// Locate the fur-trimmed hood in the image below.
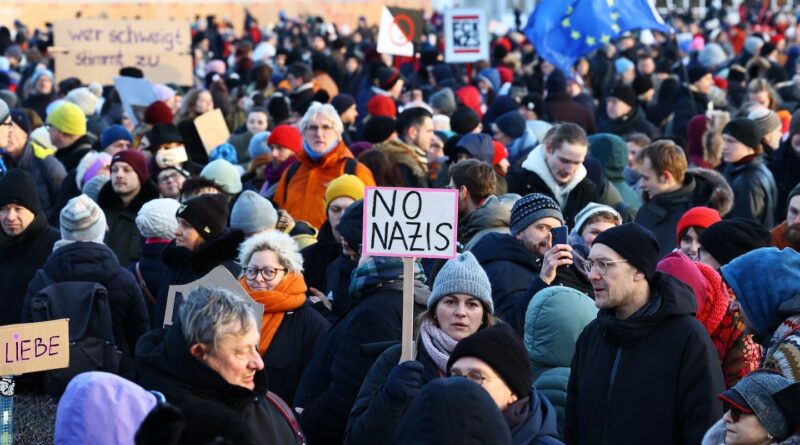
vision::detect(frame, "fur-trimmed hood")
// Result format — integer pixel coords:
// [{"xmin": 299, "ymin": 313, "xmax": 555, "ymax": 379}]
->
[
  {"xmin": 702, "ymin": 419, "xmax": 800, "ymax": 445},
  {"xmin": 686, "ymin": 167, "xmax": 734, "ymax": 217},
  {"xmin": 373, "ymin": 139, "xmax": 428, "ymax": 178}
]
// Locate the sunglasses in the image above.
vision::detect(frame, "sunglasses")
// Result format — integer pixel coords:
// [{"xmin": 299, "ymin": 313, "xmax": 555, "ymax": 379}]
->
[{"xmin": 723, "ymin": 402, "xmax": 754, "ymax": 422}]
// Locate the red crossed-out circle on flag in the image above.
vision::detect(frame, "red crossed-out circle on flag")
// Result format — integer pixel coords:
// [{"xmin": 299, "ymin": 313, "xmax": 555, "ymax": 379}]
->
[{"xmin": 390, "ymin": 13, "xmax": 415, "ymax": 46}]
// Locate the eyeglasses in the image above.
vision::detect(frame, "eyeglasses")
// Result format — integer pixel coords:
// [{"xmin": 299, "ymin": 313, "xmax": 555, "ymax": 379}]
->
[
  {"xmin": 723, "ymin": 402, "xmax": 754, "ymax": 423},
  {"xmin": 583, "ymin": 259, "xmax": 628, "ymax": 275},
  {"xmin": 158, "ymin": 172, "xmax": 182, "ymax": 184},
  {"xmin": 304, "ymin": 124, "xmax": 335, "ymax": 134},
  {"xmin": 448, "ymin": 370, "xmax": 498, "ymax": 386},
  {"xmin": 244, "ymin": 266, "xmax": 287, "ymax": 282}
]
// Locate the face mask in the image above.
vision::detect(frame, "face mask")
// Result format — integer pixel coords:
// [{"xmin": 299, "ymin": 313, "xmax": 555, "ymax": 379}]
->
[{"xmin": 156, "ymin": 145, "xmax": 189, "ymax": 168}]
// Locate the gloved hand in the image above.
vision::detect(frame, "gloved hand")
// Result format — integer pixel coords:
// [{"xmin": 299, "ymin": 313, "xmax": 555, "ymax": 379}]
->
[{"xmin": 382, "ymin": 360, "xmax": 425, "ymax": 406}]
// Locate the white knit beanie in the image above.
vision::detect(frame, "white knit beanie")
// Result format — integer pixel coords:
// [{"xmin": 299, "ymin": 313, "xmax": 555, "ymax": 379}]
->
[{"xmin": 135, "ymin": 198, "xmax": 181, "ymax": 239}]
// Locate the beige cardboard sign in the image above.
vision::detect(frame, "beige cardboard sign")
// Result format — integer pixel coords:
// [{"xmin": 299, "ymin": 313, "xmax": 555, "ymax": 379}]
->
[
  {"xmin": 164, "ymin": 266, "xmax": 264, "ymax": 328},
  {"xmin": 0, "ymin": 319, "xmax": 69, "ymax": 376},
  {"xmin": 194, "ymin": 109, "xmax": 231, "ymax": 155},
  {"xmin": 52, "ymin": 19, "xmax": 193, "ymax": 86}
]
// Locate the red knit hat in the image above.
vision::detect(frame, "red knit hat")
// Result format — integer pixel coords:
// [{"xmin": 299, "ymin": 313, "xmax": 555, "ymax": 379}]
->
[
  {"xmin": 657, "ymin": 251, "xmax": 708, "ymax": 310},
  {"xmin": 455, "ymin": 86, "xmax": 483, "ymax": 119},
  {"xmin": 267, "ymin": 124, "xmax": 302, "ymax": 154},
  {"xmin": 675, "ymin": 206, "xmax": 721, "ymax": 243},
  {"xmin": 368, "ymin": 95, "xmax": 397, "ymax": 118},
  {"xmin": 144, "ymin": 100, "xmax": 174, "ymax": 126},
  {"xmin": 694, "ymin": 261, "xmax": 730, "ymax": 333},
  {"xmin": 496, "ymin": 66, "xmax": 514, "ymax": 85},
  {"xmin": 111, "ymin": 149, "xmax": 149, "ymax": 184},
  {"xmin": 492, "ymin": 141, "xmax": 508, "ymax": 166}
]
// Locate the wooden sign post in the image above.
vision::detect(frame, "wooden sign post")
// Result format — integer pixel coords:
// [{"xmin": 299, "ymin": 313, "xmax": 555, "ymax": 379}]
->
[{"xmin": 363, "ymin": 187, "xmax": 458, "ymax": 362}]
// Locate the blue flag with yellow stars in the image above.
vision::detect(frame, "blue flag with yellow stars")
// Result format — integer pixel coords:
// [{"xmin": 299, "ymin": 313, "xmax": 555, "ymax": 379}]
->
[{"xmin": 524, "ymin": 0, "xmax": 672, "ymax": 76}]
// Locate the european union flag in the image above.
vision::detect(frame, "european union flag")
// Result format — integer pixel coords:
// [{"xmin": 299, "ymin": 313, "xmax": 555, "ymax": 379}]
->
[{"xmin": 524, "ymin": 0, "xmax": 672, "ymax": 76}]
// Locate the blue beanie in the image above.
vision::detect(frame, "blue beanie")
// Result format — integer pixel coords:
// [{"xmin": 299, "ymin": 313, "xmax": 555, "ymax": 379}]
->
[
  {"xmin": 721, "ymin": 247, "xmax": 800, "ymax": 338},
  {"xmin": 615, "ymin": 57, "xmax": 634, "ymax": 75},
  {"xmin": 495, "ymin": 111, "xmax": 526, "ymax": 139},
  {"xmin": 478, "ymin": 68, "xmax": 501, "ymax": 91},
  {"xmin": 248, "ymin": 131, "xmax": 271, "ymax": 160},
  {"xmin": 100, "ymin": 125, "xmax": 133, "ymax": 150},
  {"xmin": 210, "ymin": 143, "xmax": 239, "ymax": 165}
]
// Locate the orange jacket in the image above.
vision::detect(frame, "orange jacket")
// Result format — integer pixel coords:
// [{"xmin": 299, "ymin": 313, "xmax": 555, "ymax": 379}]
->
[{"xmin": 274, "ymin": 140, "xmax": 375, "ymax": 229}]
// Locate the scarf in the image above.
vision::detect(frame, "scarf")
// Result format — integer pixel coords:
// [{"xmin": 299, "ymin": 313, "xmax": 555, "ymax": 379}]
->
[
  {"xmin": 263, "ymin": 156, "xmax": 297, "ymax": 185},
  {"xmin": 348, "ymin": 257, "xmax": 426, "ymax": 298},
  {"xmin": 303, "ymin": 139, "xmax": 339, "ymax": 162},
  {"xmin": 419, "ymin": 318, "xmax": 458, "ymax": 372},
  {"xmin": 503, "ymin": 396, "xmax": 531, "ymax": 431},
  {"xmin": 238, "ymin": 274, "xmax": 307, "ymax": 355}
]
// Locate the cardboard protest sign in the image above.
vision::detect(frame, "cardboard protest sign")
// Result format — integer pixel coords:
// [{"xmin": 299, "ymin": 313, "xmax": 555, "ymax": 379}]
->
[
  {"xmin": 52, "ymin": 19, "xmax": 193, "ymax": 86},
  {"xmin": 164, "ymin": 266, "xmax": 264, "ymax": 329},
  {"xmin": 444, "ymin": 8, "xmax": 489, "ymax": 63},
  {"xmin": 194, "ymin": 109, "xmax": 231, "ymax": 155},
  {"xmin": 377, "ymin": 6, "xmax": 425, "ymax": 57},
  {"xmin": 114, "ymin": 76, "xmax": 157, "ymax": 127},
  {"xmin": 363, "ymin": 187, "xmax": 459, "ymax": 259},
  {"xmin": 0, "ymin": 319, "xmax": 69, "ymax": 376}
]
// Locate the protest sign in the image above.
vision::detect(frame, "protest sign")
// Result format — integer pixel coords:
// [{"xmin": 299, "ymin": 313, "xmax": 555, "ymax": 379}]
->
[
  {"xmin": 0, "ymin": 319, "xmax": 69, "ymax": 376},
  {"xmin": 164, "ymin": 266, "xmax": 264, "ymax": 329},
  {"xmin": 377, "ymin": 6, "xmax": 425, "ymax": 57},
  {"xmin": 363, "ymin": 187, "xmax": 458, "ymax": 361},
  {"xmin": 52, "ymin": 19, "xmax": 193, "ymax": 85},
  {"xmin": 114, "ymin": 76, "xmax": 157, "ymax": 128},
  {"xmin": 444, "ymin": 8, "xmax": 489, "ymax": 63},
  {"xmin": 194, "ymin": 109, "xmax": 231, "ymax": 155}
]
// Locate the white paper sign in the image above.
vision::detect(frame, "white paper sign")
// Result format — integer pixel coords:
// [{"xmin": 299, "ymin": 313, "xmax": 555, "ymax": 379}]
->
[
  {"xmin": 444, "ymin": 8, "xmax": 489, "ymax": 63},
  {"xmin": 377, "ymin": 6, "xmax": 414, "ymax": 57},
  {"xmin": 113, "ymin": 76, "xmax": 156, "ymax": 128},
  {"xmin": 363, "ymin": 187, "xmax": 458, "ymax": 259}
]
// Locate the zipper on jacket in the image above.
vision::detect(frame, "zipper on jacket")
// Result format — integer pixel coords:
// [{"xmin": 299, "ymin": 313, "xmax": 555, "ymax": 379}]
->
[{"xmin": 602, "ymin": 347, "xmax": 622, "ymax": 445}]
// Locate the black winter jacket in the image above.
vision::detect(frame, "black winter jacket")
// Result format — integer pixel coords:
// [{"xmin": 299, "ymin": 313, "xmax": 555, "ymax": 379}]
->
[
  {"xmin": 669, "ymin": 87, "xmax": 709, "ymax": 141},
  {"xmin": 1, "ymin": 143, "xmax": 67, "ymax": 224},
  {"xmin": 22, "ymin": 241, "xmax": 150, "ymax": 379},
  {"xmin": 598, "ymin": 107, "xmax": 660, "ymax": 140},
  {"xmin": 0, "ymin": 213, "xmax": 59, "ymax": 326},
  {"xmin": 128, "ymin": 240, "xmax": 170, "ymax": 323},
  {"xmin": 97, "ymin": 180, "xmax": 160, "ymax": 267},
  {"xmin": 770, "ymin": 143, "xmax": 800, "ymax": 223},
  {"xmin": 300, "ymin": 220, "xmax": 341, "ymax": 294},
  {"xmin": 53, "ymin": 134, "xmax": 96, "ymax": 172},
  {"xmin": 723, "ymin": 156, "xmax": 778, "ymax": 228},
  {"xmin": 564, "ymin": 273, "xmax": 724, "ymax": 445}
]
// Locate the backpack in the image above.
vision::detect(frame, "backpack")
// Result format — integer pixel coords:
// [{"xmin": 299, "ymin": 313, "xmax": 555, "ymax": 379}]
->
[{"xmin": 29, "ymin": 269, "xmax": 122, "ymax": 396}]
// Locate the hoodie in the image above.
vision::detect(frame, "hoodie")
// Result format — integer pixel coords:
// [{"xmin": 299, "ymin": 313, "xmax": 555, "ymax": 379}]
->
[
  {"xmin": 588, "ymin": 133, "xmax": 641, "ymax": 210},
  {"xmin": 457, "ymin": 133, "xmax": 495, "ymax": 164}
]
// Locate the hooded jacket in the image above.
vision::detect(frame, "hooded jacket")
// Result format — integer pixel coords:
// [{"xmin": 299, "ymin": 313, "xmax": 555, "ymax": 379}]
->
[
  {"xmin": 273, "ymin": 140, "xmax": 375, "ymax": 229},
  {"xmin": 587, "ymin": 134, "xmax": 641, "ymax": 211},
  {"xmin": 460, "ymin": 194, "xmax": 517, "ymax": 250},
  {"xmin": 723, "ymin": 155, "xmax": 778, "ymax": 228},
  {"xmin": 635, "ymin": 168, "xmax": 734, "ymax": 258},
  {"xmin": 135, "ymin": 323, "xmax": 302, "ymax": 445},
  {"xmin": 470, "ymin": 232, "xmax": 592, "ymax": 335},
  {"xmin": 457, "ymin": 133, "xmax": 495, "ymax": 164},
  {"xmin": 0, "ymin": 211, "xmax": 59, "ymax": 326},
  {"xmin": 524, "ymin": 287, "xmax": 597, "ymax": 439},
  {"xmin": 565, "ymin": 273, "xmax": 725, "ymax": 445},
  {"xmin": 97, "ymin": 180, "xmax": 160, "ymax": 267},
  {"xmin": 508, "ymin": 145, "xmax": 599, "ymax": 227},
  {"xmin": 23, "ymin": 242, "xmax": 150, "ymax": 379},
  {"xmin": 374, "ymin": 139, "xmax": 429, "ymax": 188}
]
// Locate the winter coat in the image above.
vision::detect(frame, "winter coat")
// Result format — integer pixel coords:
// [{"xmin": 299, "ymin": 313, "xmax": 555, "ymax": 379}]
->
[
  {"xmin": 524, "ymin": 287, "xmax": 598, "ymax": 439},
  {"xmin": 670, "ymin": 87, "xmax": 710, "ymax": 141},
  {"xmin": 470, "ymin": 232, "xmax": 592, "ymax": 335},
  {"xmin": 152, "ymin": 230, "xmax": 245, "ymax": 329},
  {"xmin": 292, "ymin": 279, "xmax": 429, "ymax": 445},
  {"xmin": 510, "ymin": 390, "xmax": 564, "ymax": 445},
  {"xmin": 769, "ymin": 143, "xmax": 800, "ymax": 223},
  {"xmin": 635, "ymin": 168, "xmax": 734, "ymax": 258},
  {"xmin": 723, "ymin": 155, "xmax": 778, "ymax": 228},
  {"xmin": 23, "ymin": 241, "xmax": 150, "ymax": 379},
  {"xmin": 587, "ymin": 135, "xmax": 641, "ymax": 211},
  {"xmin": 460, "ymin": 194, "xmax": 517, "ymax": 250},
  {"xmin": 54, "ymin": 134, "xmax": 96, "ymax": 172},
  {"xmin": 543, "ymin": 92, "xmax": 597, "ymax": 135},
  {"xmin": 345, "ymin": 342, "xmax": 442, "ymax": 445},
  {"xmin": 0, "ymin": 212, "xmax": 59, "ymax": 326},
  {"xmin": 97, "ymin": 180, "xmax": 160, "ymax": 267},
  {"xmin": 1, "ymin": 142, "xmax": 67, "ymax": 223},
  {"xmin": 373, "ymin": 139, "xmax": 429, "ymax": 188},
  {"xmin": 702, "ymin": 419, "xmax": 800, "ymax": 445},
  {"xmin": 598, "ymin": 107, "xmax": 660, "ymax": 140},
  {"xmin": 507, "ymin": 145, "xmax": 600, "ymax": 227},
  {"xmin": 300, "ymin": 220, "xmax": 341, "ymax": 294},
  {"xmin": 273, "ymin": 140, "xmax": 375, "ymax": 229},
  {"xmin": 136, "ymin": 323, "xmax": 303, "ymax": 445},
  {"xmin": 565, "ymin": 272, "xmax": 725, "ymax": 445},
  {"xmin": 129, "ymin": 240, "xmax": 170, "ymax": 323}
]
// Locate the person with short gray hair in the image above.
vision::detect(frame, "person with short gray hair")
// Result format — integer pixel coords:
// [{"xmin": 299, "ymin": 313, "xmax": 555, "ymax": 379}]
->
[{"xmin": 136, "ymin": 285, "xmax": 305, "ymax": 445}]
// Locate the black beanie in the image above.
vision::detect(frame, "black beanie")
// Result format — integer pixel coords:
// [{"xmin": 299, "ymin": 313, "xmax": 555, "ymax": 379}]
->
[
  {"xmin": 446, "ymin": 323, "xmax": 532, "ymax": 398},
  {"xmin": 362, "ymin": 116, "xmax": 396, "ymax": 144},
  {"xmin": 268, "ymin": 95, "xmax": 290, "ymax": 124},
  {"xmin": 0, "ymin": 169, "xmax": 42, "ymax": 215},
  {"xmin": 609, "ymin": 83, "xmax": 637, "ymax": 108},
  {"xmin": 495, "ymin": 111, "xmax": 526, "ymax": 139},
  {"xmin": 723, "ymin": 118, "xmax": 762, "ymax": 150},
  {"xmin": 593, "ymin": 223, "xmax": 660, "ymax": 281},
  {"xmin": 176, "ymin": 194, "xmax": 229, "ymax": 240},
  {"xmin": 632, "ymin": 75, "xmax": 654, "ymax": 96},
  {"xmin": 450, "ymin": 106, "xmax": 481, "ymax": 135},
  {"xmin": 687, "ymin": 65, "xmax": 711, "ymax": 84},
  {"xmin": 331, "ymin": 94, "xmax": 356, "ymax": 115},
  {"xmin": 336, "ymin": 200, "xmax": 364, "ymax": 251},
  {"xmin": 147, "ymin": 124, "xmax": 184, "ymax": 150},
  {"xmin": 699, "ymin": 218, "xmax": 772, "ymax": 266}
]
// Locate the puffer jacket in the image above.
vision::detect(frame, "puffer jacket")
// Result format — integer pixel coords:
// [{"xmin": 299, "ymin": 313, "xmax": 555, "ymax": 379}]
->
[
  {"xmin": 723, "ymin": 155, "xmax": 778, "ymax": 228},
  {"xmin": 273, "ymin": 140, "xmax": 375, "ymax": 229},
  {"xmin": 524, "ymin": 287, "xmax": 597, "ymax": 440}
]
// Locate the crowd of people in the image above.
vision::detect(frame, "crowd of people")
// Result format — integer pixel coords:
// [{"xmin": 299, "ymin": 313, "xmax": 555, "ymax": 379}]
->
[{"xmin": 2, "ymin": 2, "xmax": 800, "ymax": 444}]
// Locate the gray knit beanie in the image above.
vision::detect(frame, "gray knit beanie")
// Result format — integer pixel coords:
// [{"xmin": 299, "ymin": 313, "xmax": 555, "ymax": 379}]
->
[
  {"xmin": 60, "ymin": 194, "xmax": 107, "ymax": 243},
  {"xmin": 428, "ymin": 252, "xmax": 493, "ymax": 313},
  {"xmin": 748, "ymin": 108, "xmax": 782, "ymax": 136},
  {"xmin": 136, "ymin": 198, "xmax": 181, "ymax": 239},
  {"xmin": 509, "ymin": 193, "xmax": 564, "ymax": 236},
  {"xmin": 719, "ymin": 370, "xmax": 793, "ymax": 440},
  {"xmin": 230, "ymin": 190, "xmax": 278, "ymax": 235},
  {"xmin": 430, "ymin": 88, "xmax": 456, "ymax": 116}
]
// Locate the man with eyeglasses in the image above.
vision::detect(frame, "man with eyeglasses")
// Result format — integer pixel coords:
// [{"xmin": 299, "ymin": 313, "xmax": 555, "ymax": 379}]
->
[{"xmin": 565, "ymin": 223, "xmax": 724, "ymax": 445}]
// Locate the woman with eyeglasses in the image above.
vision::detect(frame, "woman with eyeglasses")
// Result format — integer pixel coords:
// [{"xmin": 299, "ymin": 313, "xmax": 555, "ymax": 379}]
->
[
  {"xmin": 345, "ymin": 252, "xmax": 500, "ymax": 444},
  {"xmin": 702, "ymin": 369, "xmax": 800, "ymax": 445},
  {"xmin": 237, "ymin": 230, "xmax": 330, "ymax": 405}
]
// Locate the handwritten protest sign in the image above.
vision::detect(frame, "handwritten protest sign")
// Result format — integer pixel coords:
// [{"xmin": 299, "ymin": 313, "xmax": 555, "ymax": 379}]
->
[
  {"xmin": 444, "ymin": 9, "xmax": 489, "ymax": 63},
  {"xmin": 194, "ymin": 109, "xmax": 231, "ymax": 155},
  {"xmin": 52, "ymin": 19, "xmax": 192, "ymax": 85},
  {"xmin": 114, "ymin": 76, "xmax": 157, "ymax": 128},
  {"xmin": 0, "ymin": 319, "xmax": 69, "ymax": 376},
  {"xmin": 363, "ymin": 187, "xmax": 458, "ymax": 362}
]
